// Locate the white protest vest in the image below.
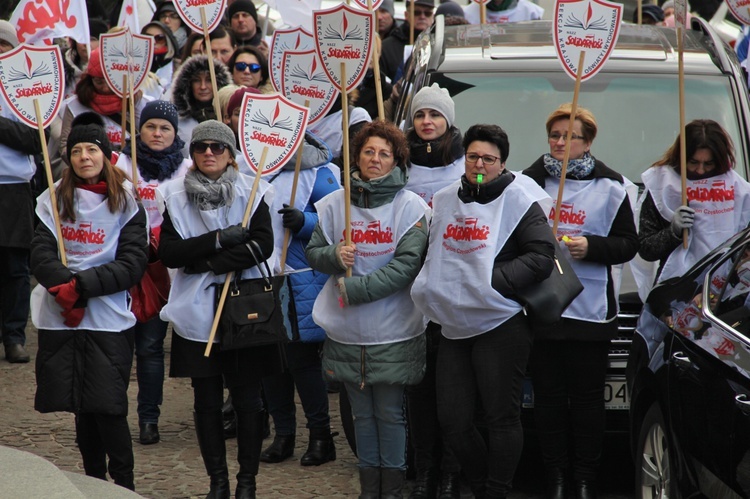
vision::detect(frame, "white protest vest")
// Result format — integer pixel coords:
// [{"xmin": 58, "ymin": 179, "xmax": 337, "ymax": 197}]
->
[
  {"xmin": 0, "ymin": 93, "xmax": 36, "ymax": 184},
  {"xmin": 268, "ymin": 165, "xmax": 340, "ymax": 273},
  {"xmin": 644, "ymin": 167, "xmax": 750, "ymax": 283},
  {"xmin": 31, "ymin": 182, "xmax": 142, "ymax": 331},
  {"xmin": 411, "ymin": 177, "xmax": 546, "ymax": 339},
  {"xmin": 307, "ymin": 108, "xmax": 371, "ymax": 158},
  {"xmin": 543, "ymin": 177, "xmax": 624, "ymax": 322},
  {"xmin": 406, "ymin": 157, "xmax": 465, "ymax": 207},
  {"xmin": 115, "ymin": 154, "xmax": 192, "ymax": 229},
  {"xmin": 158, "ymin": 173, "xmax": 272, "ymax": 342},
  {"xmin": 312, "ymin": 189, "xmax": 429, "ymax": 345},
  {"xmin": 463, "ymin": 0, "xmax": 544, "ymax": 24}
]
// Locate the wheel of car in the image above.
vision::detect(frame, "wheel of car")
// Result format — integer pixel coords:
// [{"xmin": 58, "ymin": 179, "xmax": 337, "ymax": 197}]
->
[{"xmin": 636, "ymin": 403, "xmax": 673, "ymax": 499}]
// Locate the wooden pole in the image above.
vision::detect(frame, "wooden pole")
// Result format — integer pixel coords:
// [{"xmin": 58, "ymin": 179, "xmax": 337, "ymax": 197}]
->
[
  {"xmin": 552, "ymin": 51, "xmax": 585, "ymax": 237},
  {"xmin": 279, "ymin": 100, "xmax": 311, "ymax": 274},
  {"xmin": 128, "ymin": 73, "xmax": 139, "ymax": 198},
  {"xmin": 34, "ymin": 99, "xmax": 67, "ymax": 267},
  {"xmin": 201, "ymin": 7, "xmax": 223, "ymax": 120},
  {"xmin": 340, "ymin": 63, "xmax": 352, "ymax": 278},
  {"xmin": 409, "ymin": 1, "xmax": 415, "ymax": 45},
  {"xmin": 480, "ymin": 3, "xmax": 487, "ymax": 25},
  {"xmin": 637, "ymin": 0, "xmax": 642, "ymax": 24},
  {"xmin": 369, "ymin": 0, "xmax": 385, "ymax": 121},
  {"xmin": 678, "ymin": 26, "xmax": 688, "ymax": 249},
  {"xmin": 120, "ymin": 74, "xmax": 128, "ymax": 151},
  {"xmin": 205, "ymin": 147, "xmax": 269, "ymax": 357}
]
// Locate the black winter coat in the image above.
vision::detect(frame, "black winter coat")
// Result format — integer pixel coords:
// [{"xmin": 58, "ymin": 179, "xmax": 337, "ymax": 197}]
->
[{"xmin": 31, "ymin": 202, "xmax": 148, "ymax": 415}]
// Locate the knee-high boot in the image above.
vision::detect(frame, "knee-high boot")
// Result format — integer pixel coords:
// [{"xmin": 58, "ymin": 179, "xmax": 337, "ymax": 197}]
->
[
  {"xmin": 194, "ymin": 411, "xmax": 230, "ymax": 499},
  {"xmin": 235, "ymin": 410, "xmax": 265, "ymax": 499}
]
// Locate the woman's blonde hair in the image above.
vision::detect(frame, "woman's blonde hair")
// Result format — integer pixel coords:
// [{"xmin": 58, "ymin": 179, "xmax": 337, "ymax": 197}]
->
[{"xmin": 545, "ymin": 103, "xmax": 598, "ymax": 142}]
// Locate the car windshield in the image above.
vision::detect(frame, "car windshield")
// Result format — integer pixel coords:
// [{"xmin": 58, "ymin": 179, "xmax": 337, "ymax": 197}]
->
[{"xmin": 429, "ymin": 71, "xmax": 746, "ymax": 183}]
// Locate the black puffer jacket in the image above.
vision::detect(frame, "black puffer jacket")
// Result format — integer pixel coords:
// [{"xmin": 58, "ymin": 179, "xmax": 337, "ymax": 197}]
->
[
  {"xmin": 380, "ymin": 22, "xmax": 424, "ymax": 82},
  {"xmin": 31, "ymin": 203, "xmax": 148, "ymax": 415}
]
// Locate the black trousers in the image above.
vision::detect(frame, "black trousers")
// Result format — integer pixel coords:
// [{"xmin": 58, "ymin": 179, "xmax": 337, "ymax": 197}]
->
[
  {"xmin": 75, "ymin": 412, "xmax": 134, "ymax": 490},
  {"xmin": 529, "ymin": 339, "xmax": 610, "ymax": 482}
]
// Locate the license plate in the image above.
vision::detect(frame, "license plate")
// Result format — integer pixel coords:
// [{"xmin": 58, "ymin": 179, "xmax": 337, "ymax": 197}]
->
[{"xmin": 522, "ymin": 378, "xmax": 629, "ymax": 410}]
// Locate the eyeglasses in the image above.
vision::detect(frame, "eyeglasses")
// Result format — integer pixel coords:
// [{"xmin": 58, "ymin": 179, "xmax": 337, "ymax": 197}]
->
[
  {"xmin": 151, "ymin": 34, "xmax": 166, "ymax": 43},
  {"xmin": 192, "ymin": 142, "xmax": 227, "ymax": 155},
  {"xmin": 159, "ymin": 12, "xmax": 180, "ymax": 21},
  {"xmin": 234, "ymin": 62, "xmax": 262, "ymax": 73},
  {"xmin": 361, "ymin": 148, "xmax": 393, "ymax": 160},
  {"xmin": 548, "ymin": 133, "xmax": 585, "ymax": 142},
  {"xmin": 413, "ymin": 8, "xmax": 434, "ymax": 17},
  {"xmin": 465, "ymin": 153, "xmax": 499, "ymax": 165}
]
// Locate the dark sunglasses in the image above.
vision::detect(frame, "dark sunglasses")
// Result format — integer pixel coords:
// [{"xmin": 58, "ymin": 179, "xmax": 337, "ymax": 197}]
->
[
  {"xmin": 235, "ymin": 62, "xmax": 262, "ymax": 73},
  {"xmin": 192, "ymin": 142, "xmax": 227, "ymax": 155},
  {"xmin": 151, "ymin": 34, "xmax": 166, "ymax": 43}
]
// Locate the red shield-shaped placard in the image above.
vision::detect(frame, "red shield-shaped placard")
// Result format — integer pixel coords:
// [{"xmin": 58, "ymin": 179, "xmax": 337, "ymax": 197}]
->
[
  {"xmin": 314, "ymin": 4, "xmax": 374, "ymax": 92},
  {"xmin": 726, "ymin": 0, "xmax": 750, "ymax": 26},
  {"xmin": 270, "ymin": 27, "xmax": 315, "ymax": 94},
  {"xmin": 674, "ymin": 0, "xmax": 688, "ymax": 28},
  {"xmin": 173, "ymin": 0, "xmax": 227, "ymax": 34},
  {"xmin": 281, "ymin": 50, "xmax": 339, "ymax": 125},
  {"xmin": 100, "ymin": 29, "xmax": 154, "ymax": 98},
  {"xmin": 0, "ymin": 44, "xmax": 64, "ymax": 129},
  {"xmin": 554, "ymin": 0, "xmax": 622, "ymax": 82},
  {"xmin": 352, "ymin": 0, "xmax": 384, "ymax": 10},
  {"xmin": 239, "ymin": 94, "xmax": 310, "ymax": 175}
]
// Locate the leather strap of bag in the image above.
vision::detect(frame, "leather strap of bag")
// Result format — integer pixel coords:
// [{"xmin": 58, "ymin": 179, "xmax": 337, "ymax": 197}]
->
[{"xmin": 240, "ymin": 240, "xmax": 274, "ymax": 291}]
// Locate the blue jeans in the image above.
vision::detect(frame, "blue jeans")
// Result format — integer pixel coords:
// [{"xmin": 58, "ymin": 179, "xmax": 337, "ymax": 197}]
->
[
  {"xmin": 135, "ymin": 317, "xmax": 168, "ymax": 424},
  {"xmin": 0, "ymin": 247, "xmax": 30, "ymax": 346},
  {"xmin": 436, "ymin": 313, "xmax": 532, "ymax": 498},
  {"xmin": 262, "ymin": 342, "xmax": 330, "ymax": 435},
  {"xmin": 345, "ymin": 381, "xmax": 407, "ymax": 470}
]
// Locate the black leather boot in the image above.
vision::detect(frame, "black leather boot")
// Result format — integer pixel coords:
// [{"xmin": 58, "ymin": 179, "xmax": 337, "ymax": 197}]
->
[
  {"xmin": 546, "ymin": 468, "xmax": 566, "ymax": 499},
  {"xmin": 574, "ymin": 480, "xmax": 597, "ymax": 499},
  {"xmin": 358, "ymin": 467, "xmax": 381, "ymax": 499},
  {"xmin": 300, "ymin": 427, "xmax": 336, "ymax": 466},
  {"xmin": 194, "ymin": 412, "xmax": 230, "ymax": 499},
  {"xmin": 381, "ymin": 468, "xmax": 406, "ymax": 499},
  {"xmin": 259, "ymin": 433, "xmax": 295, "ymax": 463},
  {"xmin": 409, "ymin": 468, "xmax": 438, "ymax": 499},
  {"xmin": 437, "ymin": 472, "xmax": 461, "ymax": 499},
  {"xmin": 222, "ymin": 395, "xmax": 236, "ymax": 440},
  {"xmin": 235, "ymin": 410, "xmax": 264, "ymax": 499}
]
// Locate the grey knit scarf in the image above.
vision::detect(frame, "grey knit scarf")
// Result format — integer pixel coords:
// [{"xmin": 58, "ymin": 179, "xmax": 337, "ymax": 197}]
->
[{"xmin": 184, "ymin": 166, "xmax": 237, "ymax": 211}]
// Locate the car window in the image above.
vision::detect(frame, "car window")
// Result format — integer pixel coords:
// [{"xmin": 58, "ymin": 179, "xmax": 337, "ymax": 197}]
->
[
  {"xmin": 709, "ymin": 244, "xmax": 750, "ymax": 336},
  {"xmin": 427, "ymin": 72, "xmax": 747, "ymax": 184}
]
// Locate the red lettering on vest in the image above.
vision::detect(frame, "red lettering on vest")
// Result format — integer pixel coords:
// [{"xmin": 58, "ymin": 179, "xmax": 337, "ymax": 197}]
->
[
  {"xmin": 549, "ymin": 203, "xmax": 586, "ymax": 226},
  {"xmin": 346, "ymin": 220, "xmax": 394, "ymax": 244},
  {"xmin": 138, "ymin": 184, "xmax": 157, "ymax": 201},
  {"xmin": 61, "ymin": 222, "xmax": 106, "ymax": 245},
  {"xmin": 443, "ymin": 217, "xmax": 490, "ymax": 241},
  {"xmin": 687, "ymin": 181, "xmax": 734, "ymax": 203}
]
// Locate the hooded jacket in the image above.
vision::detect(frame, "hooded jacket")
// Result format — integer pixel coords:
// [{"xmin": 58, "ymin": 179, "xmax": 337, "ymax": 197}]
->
[{"xmin": 171, "ymin": 55, "xmax": 232, "ymax": 121}]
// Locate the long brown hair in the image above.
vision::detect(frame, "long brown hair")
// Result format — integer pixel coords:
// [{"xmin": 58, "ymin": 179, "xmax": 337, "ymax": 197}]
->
[
  {"xmin": 57, "ymin": 156, "xmax": 130, "ymax": 222},
  {"xmin": 653, "ymin": 119, "xmax": 735, "ymax": 174}
]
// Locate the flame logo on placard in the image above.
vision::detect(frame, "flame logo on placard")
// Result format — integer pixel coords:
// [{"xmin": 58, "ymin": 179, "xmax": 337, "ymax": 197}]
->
[
  {"xmin": 324, "ymin": 13, "xmax": 364, "ymax": 40},
  {"xmin": 251, "ymin": 104, "xmax": 294, "ymax": 131},
  {"xmin": 7, "ymin": 55, "xmax": 52, "ymax": 82},
  {"xmin": 295, "ymin": 34, "xmax": 301, "ymax": 49},
  {"xmin": 564, "ymin": 0, "xmax": 608, "ymax": 30}
]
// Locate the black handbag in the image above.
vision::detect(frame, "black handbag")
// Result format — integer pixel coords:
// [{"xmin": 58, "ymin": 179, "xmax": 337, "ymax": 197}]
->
[
  {"xmin": 515, "ymin": 244, "xmax": 583, "ymax": 326},
  {"xmin": 216, "ymin": 241, "xmax": 298, "ymax": 351}
]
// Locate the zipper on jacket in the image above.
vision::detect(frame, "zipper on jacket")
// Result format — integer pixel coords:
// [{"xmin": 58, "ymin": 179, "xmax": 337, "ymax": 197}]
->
[{"xmin": 360, "ymin": 345, "xmax": 366, "ymax": 389}]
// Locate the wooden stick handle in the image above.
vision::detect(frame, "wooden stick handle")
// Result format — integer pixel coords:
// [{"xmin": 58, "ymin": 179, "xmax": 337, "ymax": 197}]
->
[
  {"xmin": 121, "ymin": 74, "xmax": 128, "ymax": 151},
  {"xmin": 201, "ymin": 7, "xmax": 223, "ymax": 120},
  {"xmin": 677, "ymin": 26, "xmax": 688, "ymax": 249},
  {"xmin": 128, "ymin": 73, "xmax": 139, "ymax": 199},
  {"xmin": 340, "ymin": 64, "xmax": 352, "ymax": 278}
]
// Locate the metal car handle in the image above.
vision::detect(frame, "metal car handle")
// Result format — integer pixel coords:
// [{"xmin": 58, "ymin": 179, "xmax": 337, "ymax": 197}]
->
[
  {"xmin": 671, "ymin": 351, "xmax": 693, "ymax": 370},
  {"xmin": 735, "ymin": 394, "xmax": 750, "ymax": 416}
]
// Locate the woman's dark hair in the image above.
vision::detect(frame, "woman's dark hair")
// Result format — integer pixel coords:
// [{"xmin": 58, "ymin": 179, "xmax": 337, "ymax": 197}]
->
[
  {"xmin": 74, "ymin": 74, "xmax": 97, "ymax": 107},
  {"xmin": 352, "ymin": 120, "xmax": 409, "ymax": 168},
  {"xmin": 227, "ymin": 45, "xmax": 269, "ymax": 88},
  {"xmin": 406, "ymin": 125, "xmax": 461, "ymax": 165},
  {"xmin": 58, "ymin": 155, "xmax": 129, "ymax": 222},
  {"xmin": 462, "ymin": 124, "xmax": 509, "ymax": 163},
  {"xmin": 181, "ymin": 32, "xmax": 204, "ymax": 61},
  {"xmin": 653, "ymin": 119, "xmax": 735, "ymax": 174}
]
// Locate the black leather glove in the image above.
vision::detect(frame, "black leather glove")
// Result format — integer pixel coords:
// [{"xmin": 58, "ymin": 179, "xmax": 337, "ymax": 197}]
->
[
  {"xmin": 218, "ymin": 224, "xmax": 249, "ymax": 248},
  {"xmin": 279, "ymin": 204, "xmax": 305, "ymax": 233}
]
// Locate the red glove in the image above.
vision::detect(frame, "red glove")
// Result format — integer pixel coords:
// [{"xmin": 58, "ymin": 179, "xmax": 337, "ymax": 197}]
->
[
  {"xmin": 61, "ymin": 308, "xmax": 85, "ymax": 327},
  {"xmin": 49, "ymin": 278, "xmax": 80, "ymax": 311}
]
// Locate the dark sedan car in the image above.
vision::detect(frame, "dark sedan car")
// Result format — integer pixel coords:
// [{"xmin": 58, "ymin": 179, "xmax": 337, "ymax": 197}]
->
[{"xmin": 628, "ymin": 228, "xmax": 750, "ymax": 499}]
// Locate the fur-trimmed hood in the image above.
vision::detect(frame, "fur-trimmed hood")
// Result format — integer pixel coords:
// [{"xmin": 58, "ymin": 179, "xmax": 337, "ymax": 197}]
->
[{"xmin": 170, "ymin": 55, "xmax": 231, "ymax": 118}]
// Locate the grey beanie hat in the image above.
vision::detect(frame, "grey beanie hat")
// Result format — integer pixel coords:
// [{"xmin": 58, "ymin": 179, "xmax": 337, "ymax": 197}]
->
[
  {"xmin": 190, "ymin": 120, "xmax": 237, "ymax": 159},
  {"xmin": 379, "ymin": 0, "xmax": 395, "ymax": 17},
  {"xmin": 0, "ymin": 20, "xmax": 19, "ymax": 48},
  {"xmin": 411, "ymin": 83, "xmax": 455, "ymax": 128}
]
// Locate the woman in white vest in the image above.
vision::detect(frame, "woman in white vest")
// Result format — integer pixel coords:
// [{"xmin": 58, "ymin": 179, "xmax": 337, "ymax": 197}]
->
[
  {"xmin": 306, "ymin": 120, "xmax": 430, "ymax": 498},
  {"xmin": 115, "ymin": 100, "xmax": 191, "ymax": 446},
  {"xmin": 31, "ymin": 114, "xmax": 149, "ymax": 491},
  {"xmin": 638, "ymin": 119, "xmax": 750, "ymax": 285},
  {"xmin": 59, "ymin": 47, "xmax": 149, "ymax": 167},
  {"xmin": 157, "ymin": 120, "xmax": 280, "ymax": 499},
  {"xmin": 141, "ymin": 21, "xmax": 181, "ymax": 101},
  {"xmin": 522, "ymin": 104, "xmax": 639, "ymax": 499},
  {"xmin": 403, "ymin": 82, "xmax": 465, "ymax": 499},
  {"xmin": 411, "ymin": 123, "xmax": 557, "ymax": 499}
]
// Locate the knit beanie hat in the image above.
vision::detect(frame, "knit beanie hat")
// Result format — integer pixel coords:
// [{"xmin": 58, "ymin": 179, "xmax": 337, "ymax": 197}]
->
[
  {"xmin": 436, "ymin": 1, "xmax": 465, "ymax": 19},
  {"xmin": 190, "ymin": 120, "xmax": 237, "ymax": 159},
  {"xmin": 86, "ymin": 48, "xmax": 104, "ymax": 78},
  {"xmin": 411, "ymin": 83, "xmax": 455, "ymax": 128},
  {"xmin": 226, "ymin": 86, "xmax": 261, "ymax": 119},
  {"xmin": 140, "ymin": 100, "xmax": 180, "ymax": 133},
  {"xmin": 228, "ymin": 0, "xmax": 258, "ymax": 23},
  {"xmin": 0, "ymin": 20, "xmax": 19, "ymax": 49},
  {"xmin": 379, "ymin": 0, "xmax": 395, "ymax": 17},
  {"xmin": 67, "ymin": 113, "xmax": 113, "ymax": 164}
]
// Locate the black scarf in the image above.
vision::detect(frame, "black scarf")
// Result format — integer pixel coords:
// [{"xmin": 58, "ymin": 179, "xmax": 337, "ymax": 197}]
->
[
  {"xmin": 123, "ymin": 135, "xmax": 186, "ymax": 182},
  {"xmin": 409, "ymin": 127, "xmax": 464, "ymax": 167}
]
